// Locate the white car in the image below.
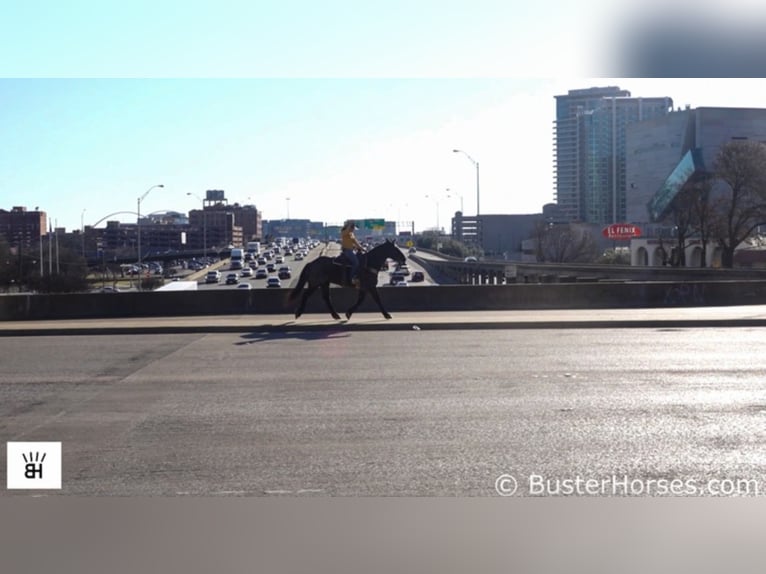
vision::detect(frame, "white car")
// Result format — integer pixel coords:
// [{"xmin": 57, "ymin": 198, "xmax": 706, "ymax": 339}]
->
[
  {"xmin": 266, "ymin": 277, "xmax": 281, "ymax": 288},
  {"xmin": 240, "ymin": 268, "xmax": 253, "ymax": 277}
]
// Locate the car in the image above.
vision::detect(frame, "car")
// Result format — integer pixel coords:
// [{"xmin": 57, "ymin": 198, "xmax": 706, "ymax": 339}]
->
[
  {"xmin": 266, "ymin": 277, "xmax": 281, "ymax": 288},
  {"xmin": 240, "ymin": 267, "xmax": 253, "ymax": 277},
  {"xmin": 278, "ymin": 266, "xmax": 292, "ymax": 280},
  {"xmin": 95, "ymin": 286, "xmax": 122, "ymax": 293},
  {"xmin": 255, "ymin": 268, "xmax": 268, "ymax": 279},
  {"xmin": 225, "ymin": 273, "xmax": 239, "ymax": 285},
  {"xmin": 257, "ymin": 257, "xmax": 267, "ymax": 266},
  {"xmin": 275, "ymin": 256, "xmax": 284, "ymax": 264},
  {"xmin": 396, "ymin": 264, "xmax": 410, "ymax": 276},
  {"xmin": 408, "ymin": 247, "xmax": 417, "ymax": 254},
  {"xmin": 205, "ymin": 270, "xmax": 221, "ymax": 283},
  {"xmin": 237, "ymin": 283, "xmax": 252, "ymax": 290},
  {"xmin": 266, "ymin": 263, "xmax": 276, "ymax": 272},
  {"xmin": 389, "ymin": 272, "xmax": 406, "ymax": 285},
  {"xmin": 395, "ymin": 281, "xmax": 409, "ymax": 286},
  {"xmin": 294, "ymin": 252, "xmax": 304, "ymax": 261},
  {"xmin": 464, "ymin": 256, "xmax": 478, "ymax": 262},
  {"xmin": 410, "ymin": 271, "xmax": 425, "ymax": 282}
]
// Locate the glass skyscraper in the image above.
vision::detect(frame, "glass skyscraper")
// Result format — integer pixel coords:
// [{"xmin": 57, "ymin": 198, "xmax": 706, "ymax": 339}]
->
[{"xmin": 554, "ymin": 86, "xmax": 673, "ymax": 224}]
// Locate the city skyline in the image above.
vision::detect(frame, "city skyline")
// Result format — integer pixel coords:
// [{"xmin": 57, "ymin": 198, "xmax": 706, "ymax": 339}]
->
[{"xmin": 4, "ymin": 78, "xmax": 766, "ymax": 235}]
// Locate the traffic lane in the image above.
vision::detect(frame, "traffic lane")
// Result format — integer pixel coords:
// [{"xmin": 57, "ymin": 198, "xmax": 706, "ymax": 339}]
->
[
  {"xmin": 3, "ymin": 327, "xmax": 766, "ymax": 495},
  {"xmin": 197, "ymin": 248, "xmax": 321, "ymax": 290}
]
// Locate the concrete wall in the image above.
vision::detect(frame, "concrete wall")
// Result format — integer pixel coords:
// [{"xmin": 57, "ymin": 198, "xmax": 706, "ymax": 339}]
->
[{"xmin": 5, "ymin": 281, "xmax": 766, "ymax": 321}]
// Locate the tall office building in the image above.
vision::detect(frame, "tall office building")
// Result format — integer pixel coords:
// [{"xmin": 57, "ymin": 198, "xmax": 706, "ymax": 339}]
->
[{"xmin": 554, "ymin": 86, "xmax": 673, "ymax": 224}]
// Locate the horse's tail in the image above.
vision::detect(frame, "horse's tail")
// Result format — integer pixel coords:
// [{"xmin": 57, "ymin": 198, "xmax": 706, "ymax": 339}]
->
[{"xmin": 287, "ymin": 263, "xmax": 311, "ymax": 302}]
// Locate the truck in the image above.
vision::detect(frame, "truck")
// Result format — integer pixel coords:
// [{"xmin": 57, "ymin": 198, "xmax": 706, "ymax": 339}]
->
[
  {"xmin": 230, "ymin": 248, "xmax": 244, "ymax": 270},
  {"xmin": 246, "ymin": 241, "xmax": 261, "ymax": 257}
]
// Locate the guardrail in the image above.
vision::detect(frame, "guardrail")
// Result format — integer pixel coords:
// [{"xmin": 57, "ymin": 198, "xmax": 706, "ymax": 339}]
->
[
  {"xmin": 410, "ymin": 251, "xmax": 766, "ymax": 285},
  {"xmin": 4, "ymin": 281, "xmax": 766, "ymax": 320}
]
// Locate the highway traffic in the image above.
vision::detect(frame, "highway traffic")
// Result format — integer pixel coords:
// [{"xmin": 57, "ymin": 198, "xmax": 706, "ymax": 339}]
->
[{"xmin": 192, "ymin": 240, "xmax": 436, "ymax": 291}]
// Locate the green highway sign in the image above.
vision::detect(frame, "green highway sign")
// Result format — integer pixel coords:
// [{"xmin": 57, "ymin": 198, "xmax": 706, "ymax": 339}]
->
[{"xmin": 361, "ymin": 219, "xmax": 385, "ymax": 230}]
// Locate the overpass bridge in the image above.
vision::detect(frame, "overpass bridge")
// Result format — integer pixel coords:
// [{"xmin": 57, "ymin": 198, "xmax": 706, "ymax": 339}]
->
[{"xmin": 411, "ymin": 250, "xmax": 766, "ymax": 285}]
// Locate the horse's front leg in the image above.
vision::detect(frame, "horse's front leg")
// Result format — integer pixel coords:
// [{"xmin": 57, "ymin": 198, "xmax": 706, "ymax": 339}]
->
[
  {"xmin": 368, "ymin": 287, "xmax": 392, "ymax": 319},
  {"xmin": 345, "ymin": 290, "xmax": 366, "ymax": 320},
  {"xmin": 320, "ymin": 283, "xmax": 341, "ymax": 320}
]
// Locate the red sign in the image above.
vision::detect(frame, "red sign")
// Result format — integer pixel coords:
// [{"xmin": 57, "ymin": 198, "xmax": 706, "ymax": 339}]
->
[{"xmin": 602, "ymin": 223, "xmax": 642, "ymax": 240}]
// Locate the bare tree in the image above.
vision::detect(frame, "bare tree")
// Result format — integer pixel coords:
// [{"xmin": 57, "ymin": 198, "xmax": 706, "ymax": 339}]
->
[
  {"xmin": 711, "ymin": 140, "xmax": 766, "ymax": 268},
  {"xmin": 534, "ymin": 222, "xmax": 598, "ymax": 263},
  {"xmin": 665, "ymin": 177, "xmax": 715, "ymax": 267}
]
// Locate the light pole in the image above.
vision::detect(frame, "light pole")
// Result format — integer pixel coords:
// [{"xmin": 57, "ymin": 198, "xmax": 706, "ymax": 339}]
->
[
  {"xmin": 187, "ymin": 192, "xmax": 207, "ymax": 258},
  {"xmin": 137, "ymin": 184, "xmax": 164, "ymax": 271},
  {"xmin": 425, "ymin": 193, "xmax": 449, "ymax": 234},
  {"xmin": 80, "ymin": 208, "xmax": 86, "ymax": 257},
  {"xmin": 453, "ymin": 149, "xmax": 480, "ymax": 215}
]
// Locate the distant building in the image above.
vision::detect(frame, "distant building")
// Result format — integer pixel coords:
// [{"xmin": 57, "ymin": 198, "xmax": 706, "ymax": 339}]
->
[
  {"xmin": 186, "ymin": 191, "xmax": 258, "ymax": 250},
  {"xmin": 554, "ymin": 86, "xmax": 673, "ymax": 224},
  {"xmin": 452, "ymin": 209, "xmax": 552, "ymax": 260},
  {"xmin": 0, "ymin": 206, "xmax": 47, "ymax": 250}
]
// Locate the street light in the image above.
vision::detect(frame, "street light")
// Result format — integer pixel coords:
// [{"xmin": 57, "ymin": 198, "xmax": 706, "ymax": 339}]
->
[
  {"xmin": 425, "ymin": 193, "xmax": 450, "ymax": 233},
  {"xmin": 187, "ymin": 192, "xmax": 207, "ymax": 258},
  {"xmin": 453, "ymin": 149, "xmax": 480, "ymax": 215},
  {"xmin": 137, "ymin": 184, "xmax": 164, "ymax": 269},
  {"xmin": 80, "ymin": 208, "xmax": 86, "ymax": 257}
]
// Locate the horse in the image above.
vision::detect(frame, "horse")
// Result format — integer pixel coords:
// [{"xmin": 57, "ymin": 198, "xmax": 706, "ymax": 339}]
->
[{"xmin": 288, "ymin": 239, "xmax": 406, "ymax": 320}]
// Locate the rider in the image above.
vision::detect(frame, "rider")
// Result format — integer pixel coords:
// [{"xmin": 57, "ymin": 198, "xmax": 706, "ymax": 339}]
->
[{"xmin": 340, "ymin": 219, "xmax": 364, "ymax": 286}]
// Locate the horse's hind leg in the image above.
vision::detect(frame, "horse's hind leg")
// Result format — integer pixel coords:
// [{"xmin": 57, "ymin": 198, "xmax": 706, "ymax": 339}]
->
[
  {"xmin": 295, "ymin": 285, "xmax": 319, "ymax": 319},
  {"xmin": 345, "ymin": 290, "xmax": 366, "ymax": 320},
  {"xmin": 320, "ymin": 284, "xmax": 341, "ymax": 320}
]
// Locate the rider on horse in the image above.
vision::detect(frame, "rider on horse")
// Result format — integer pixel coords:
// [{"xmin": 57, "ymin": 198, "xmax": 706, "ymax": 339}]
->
[{"xmin": 340, "ymin": 220, "xmax": 365, "ymax": 287}]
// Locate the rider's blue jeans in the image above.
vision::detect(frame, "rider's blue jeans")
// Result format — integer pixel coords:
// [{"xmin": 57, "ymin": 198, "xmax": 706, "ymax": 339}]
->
[{"xmin": 342, "ymin": 249, "xmax": 359, "ymax": 279}]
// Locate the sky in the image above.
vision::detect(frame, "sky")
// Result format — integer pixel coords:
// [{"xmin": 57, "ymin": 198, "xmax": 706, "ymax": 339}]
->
[{"xmin": 2, "ymin": 1, "xmax": 766, "ymax": 233}]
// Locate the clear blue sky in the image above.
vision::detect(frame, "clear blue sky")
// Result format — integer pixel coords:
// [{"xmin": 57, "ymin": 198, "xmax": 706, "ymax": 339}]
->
[{"xmin": 2, "ymin": 2, "xmax": 765, "ymax": 232}]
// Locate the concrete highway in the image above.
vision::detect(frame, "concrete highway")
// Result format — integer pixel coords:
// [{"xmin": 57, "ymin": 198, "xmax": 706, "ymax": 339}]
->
[
  {"xmin": 3, "ymin": 308, "xmax": 766, "ymax": 496},
  {"xmin": 192, "ymin": 242, "xmax": 434, "ymax": 291}
]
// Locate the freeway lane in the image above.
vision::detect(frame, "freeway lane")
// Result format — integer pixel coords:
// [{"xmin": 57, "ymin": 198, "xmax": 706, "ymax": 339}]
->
[{"xmin": 2, "ymin": 327, "xmax": 766, "ymax": 496}]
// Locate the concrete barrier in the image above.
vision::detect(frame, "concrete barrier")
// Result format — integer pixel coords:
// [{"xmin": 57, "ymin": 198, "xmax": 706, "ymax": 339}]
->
[{"xmin": 4, "ymin": 281, "xmax": 766, "ymax": 320}]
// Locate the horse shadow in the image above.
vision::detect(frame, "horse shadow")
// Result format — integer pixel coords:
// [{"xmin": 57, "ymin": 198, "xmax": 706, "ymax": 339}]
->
[{"xmin": 236, "ymin": 326, "xmax": 351, "ymax": 344}]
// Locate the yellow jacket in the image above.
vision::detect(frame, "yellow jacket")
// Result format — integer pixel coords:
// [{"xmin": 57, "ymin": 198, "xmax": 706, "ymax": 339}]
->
[{"xmin": 341, "ymin": 227, "xmax": 361, "ymax": 251}]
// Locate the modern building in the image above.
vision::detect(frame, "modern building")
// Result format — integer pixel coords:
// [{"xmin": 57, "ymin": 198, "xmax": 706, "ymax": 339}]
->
[
  {"xmin": 626, "ymin": 107, "xmax": 766, "ymax": 266},
  {"xmin": 554, "ymin": 86, "xmax": 673, "ymax": 225}
]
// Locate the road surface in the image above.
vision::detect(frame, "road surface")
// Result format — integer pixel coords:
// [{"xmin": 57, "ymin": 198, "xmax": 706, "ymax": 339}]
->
[{"xmin": 3, "ymin": 315, "xmax": 766, "ymax": 496}]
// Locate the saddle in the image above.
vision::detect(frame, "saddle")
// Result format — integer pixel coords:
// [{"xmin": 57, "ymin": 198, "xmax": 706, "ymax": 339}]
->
[{"xmin": 333, "ymin": 252, "xmax": 366, "ymax": 286}]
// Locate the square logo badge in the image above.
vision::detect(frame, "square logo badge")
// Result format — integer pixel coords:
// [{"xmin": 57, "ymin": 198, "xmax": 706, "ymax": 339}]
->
[{"xmin": 7, "ymin": 442, "xmax": 62, "ymax": 490}]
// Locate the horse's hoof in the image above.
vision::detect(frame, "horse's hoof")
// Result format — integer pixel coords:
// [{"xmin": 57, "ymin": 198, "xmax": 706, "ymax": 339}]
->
[
  {"xmin": 295, "ymin": 312, "xmax": 302, "ymax": 319},
  {"xmin": 384, "ymin": 313, "xmax": 392, "ymax": 320},
  {"xmin": 332, "ymin": 313, "xmax": 341, "ymax": 320},
  {"xmin": 345, "ymin": 312, "xmax": 352, "ymax": 320}
]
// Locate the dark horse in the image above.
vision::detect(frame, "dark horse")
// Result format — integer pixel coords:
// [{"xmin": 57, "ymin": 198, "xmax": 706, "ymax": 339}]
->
[{"xmin": 288, "ymin": 239, "xmax": 406, "ymax": 320}]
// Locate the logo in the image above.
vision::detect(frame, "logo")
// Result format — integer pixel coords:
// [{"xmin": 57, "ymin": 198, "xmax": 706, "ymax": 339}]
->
[
  {"xmin": 601, "ymin": 223, "xmax": 642, "ymax": 240},
  {"xmin": 7, "ymin": 442, "xmax": 62, "ymax": 490}
]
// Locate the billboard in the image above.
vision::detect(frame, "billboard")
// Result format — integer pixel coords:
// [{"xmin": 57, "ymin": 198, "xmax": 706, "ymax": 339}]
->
[
  {"xmin": 206, "ymin": 189, "xmax": 225, "ymax": 202},
  {"xmin": 602, "ymin": 223, "xmax": 642, "ymax": 240}
]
